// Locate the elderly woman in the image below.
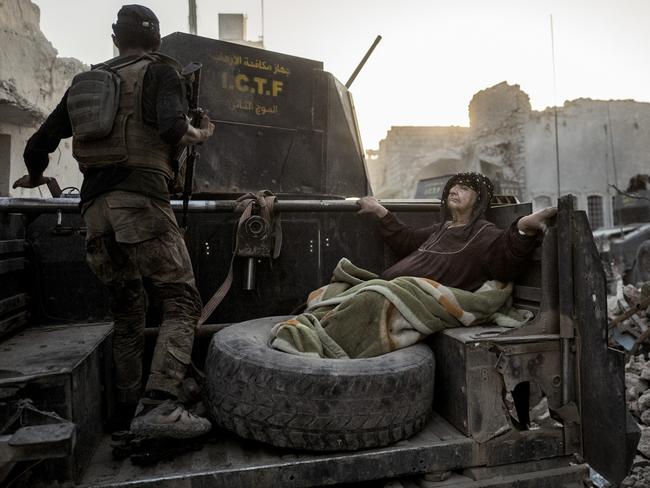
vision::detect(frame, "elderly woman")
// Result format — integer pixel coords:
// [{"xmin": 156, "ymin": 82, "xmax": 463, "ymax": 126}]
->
[
  {"xmin": 270, "ymin": 172, "xmax": 556, "ymax": 359},
  {"xmin": 358, "ymin": 172, "xmax": 556, "ymax": 291}
]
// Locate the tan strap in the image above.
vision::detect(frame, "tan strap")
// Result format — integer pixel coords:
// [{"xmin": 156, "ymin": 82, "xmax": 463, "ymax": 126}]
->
[
  {"xmin": 198, "ymin": 191, "xmax": 282, "ymax": 325},
  {"xmin": 197, "ymin": 254, "xmax": 235, "ymax": 326}
]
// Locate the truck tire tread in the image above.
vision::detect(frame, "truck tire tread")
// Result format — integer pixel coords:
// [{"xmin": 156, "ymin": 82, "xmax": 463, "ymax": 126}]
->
[{"xmin": 205, "ymin": 316, "xmax": 434, "ymax": 451}]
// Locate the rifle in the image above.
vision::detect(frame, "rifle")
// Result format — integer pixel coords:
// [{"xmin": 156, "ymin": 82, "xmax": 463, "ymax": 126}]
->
[{"xmin": 174, "ymin": 61, "xmax": 203, "ymax": 230}]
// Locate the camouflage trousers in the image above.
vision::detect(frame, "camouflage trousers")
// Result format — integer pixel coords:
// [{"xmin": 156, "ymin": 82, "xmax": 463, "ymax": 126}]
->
[{"xmin": 83, "ymin": 191, "xmax": 202, "ymax": 404}]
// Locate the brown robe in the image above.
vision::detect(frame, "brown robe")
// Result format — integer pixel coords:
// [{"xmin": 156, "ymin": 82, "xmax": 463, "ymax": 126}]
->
[{"xmin": 379, "ymin": 212, "xmax": 538, "ymax": 291}]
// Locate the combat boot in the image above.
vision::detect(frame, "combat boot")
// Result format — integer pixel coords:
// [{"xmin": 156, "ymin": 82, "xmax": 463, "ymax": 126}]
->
[{"xmin": 129, "ymin": 398, "xmax": 212, "ymax": 439}]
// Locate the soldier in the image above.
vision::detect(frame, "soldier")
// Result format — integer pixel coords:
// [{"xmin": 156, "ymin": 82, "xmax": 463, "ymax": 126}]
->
[{"xmin": 13, "ymin": 5, "xmax": 214, "ymax": 439}]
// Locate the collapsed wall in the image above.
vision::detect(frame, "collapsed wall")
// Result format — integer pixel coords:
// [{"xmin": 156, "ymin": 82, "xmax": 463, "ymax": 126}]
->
[
  {"xmin": 0, "ymin": 0, "xmax": 86, "ymax": 196},
  {"xmin": 467, "ymin": 82, "xmax": 531, "ymax": 197},
  {"xmin": 368, "ymin": 82, "xmax": 530, "ymax": 199},
  {"xmin": 368, "ymin": 126, "xmax": 469, "ymax": 198}
]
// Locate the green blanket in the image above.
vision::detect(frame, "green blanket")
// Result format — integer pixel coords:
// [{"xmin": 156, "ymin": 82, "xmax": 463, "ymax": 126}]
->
[{"xmin": 270, "ymin": 258, "xmax": 531, "ymax": 358}]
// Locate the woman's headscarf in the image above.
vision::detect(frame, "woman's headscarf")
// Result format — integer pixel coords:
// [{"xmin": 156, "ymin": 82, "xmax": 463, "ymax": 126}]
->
[{"xmin": 439, "ymin": 172, "xmax": 495, "ymax": 233}]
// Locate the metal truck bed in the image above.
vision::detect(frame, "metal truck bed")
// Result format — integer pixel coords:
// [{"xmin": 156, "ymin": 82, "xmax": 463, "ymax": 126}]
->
[
  {"xmin": 80, "ymin": 413, "xmax": 590, "ymax": 488},
  {"xmin": 81, "ymin": 414, "xmax": 471, "ymax": 488}
]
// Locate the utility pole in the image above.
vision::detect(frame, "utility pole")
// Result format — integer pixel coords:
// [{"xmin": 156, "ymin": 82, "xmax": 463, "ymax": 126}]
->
[
  {"xmin": 189, "ymin": 0, "xmax": 198, "ymax": 35},
  {"xmin": 260, "ymin": 0, "xmax": 265, "ymax": 44}
]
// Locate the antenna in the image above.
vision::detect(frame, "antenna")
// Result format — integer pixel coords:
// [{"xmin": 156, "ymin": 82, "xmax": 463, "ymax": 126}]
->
[{"xmin": 550, "ymin": 15, "xmax": 561, "ymax": 199}]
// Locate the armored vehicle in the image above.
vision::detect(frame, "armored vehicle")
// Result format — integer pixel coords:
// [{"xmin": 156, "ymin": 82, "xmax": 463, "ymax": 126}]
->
[
  {"xmin": 595, "ymin": 188, "xmax": 650, "ymax": 286},
  {"xmin": 0, "ymin": 33, "xmax": 640, "ymax": 487}
]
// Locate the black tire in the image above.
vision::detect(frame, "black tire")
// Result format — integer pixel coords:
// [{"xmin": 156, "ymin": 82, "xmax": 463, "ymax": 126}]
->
[{"xmin": 204, "ymin": 316, "xmax": 435, "ymax": 451}]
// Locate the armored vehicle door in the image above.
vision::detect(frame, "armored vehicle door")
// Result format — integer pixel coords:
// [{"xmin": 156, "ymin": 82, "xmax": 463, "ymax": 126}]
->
[{"xmin": 559, "ymin": 197, "xmax": 640, "ymax": 484}]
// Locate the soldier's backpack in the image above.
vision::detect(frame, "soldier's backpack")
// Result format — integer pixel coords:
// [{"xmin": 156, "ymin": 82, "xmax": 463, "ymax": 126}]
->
[{"xmin": 67, "ymin": 64, "xmax": 121, "ymax": 141}]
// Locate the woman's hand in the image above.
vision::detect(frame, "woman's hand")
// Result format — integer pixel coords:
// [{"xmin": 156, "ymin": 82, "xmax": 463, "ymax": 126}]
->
[
  {"xmin": 518, "ymin": 207, "xmax": 558, "ymax": 235},
  {"xmin": 357, "ymin": 196, "xmax": 388, "ymax": 218}
]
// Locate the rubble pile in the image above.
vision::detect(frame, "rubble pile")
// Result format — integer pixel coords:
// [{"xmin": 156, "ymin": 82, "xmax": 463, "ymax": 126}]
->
[
  {"xmin": 613, "ymin": 283, "xmax": 650, "ymax": 486},
  {"xmin": 608, "ymin": 283, "xmax": 650, "ymax": 354},
  {"xmin": 622, "ymin": 354, "xmax": 650, "ymax": 487}
]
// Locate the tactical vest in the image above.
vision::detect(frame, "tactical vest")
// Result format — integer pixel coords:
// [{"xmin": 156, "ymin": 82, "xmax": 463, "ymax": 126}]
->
[{"xmin": 71, "ymin": 54, "xmax": 180, "ymax": 179}]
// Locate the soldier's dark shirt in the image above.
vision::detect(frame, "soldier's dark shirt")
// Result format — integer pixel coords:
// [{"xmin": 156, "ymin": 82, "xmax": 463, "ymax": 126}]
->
[
  {"xmin": 23, "ymin": 55, "xmax": 188, "ymax": 203},
  {"xmin": 378, "ymin": 211, "xmax": 538, "ymax": 291}
]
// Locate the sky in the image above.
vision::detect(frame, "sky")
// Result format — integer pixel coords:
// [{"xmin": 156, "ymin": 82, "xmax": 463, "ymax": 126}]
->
[{"xmin": 33, "ymin": 0, "xmax": 650, "ymax": 151}]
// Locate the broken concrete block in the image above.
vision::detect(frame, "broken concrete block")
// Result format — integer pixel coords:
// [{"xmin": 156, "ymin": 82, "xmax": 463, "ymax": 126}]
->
[
  {"xmin": 625, "ymin": 284, "xmax": 643, "ymax": 305},
  {"xmin": 627, "ymin": 373, "xmax": 648, "ymax": 400},
  {"xmin": 637, "ymin": 391, "xmax": 650, "ymax": 411},
  {"xmin": 633, "ymin": 455, "xmax": 650, "ymax": 468},
  {"xmin": 641, "ymin": 282, "xmax": 650, "ymax": 298},
  {"xmin": 641, "ymin": 409, "xmax": 650, "ymax": 426},
  {"xmin": 640, "ymin": 365, "xmax": 650, "ymax": 382},
  {"xmin": 636, "ymin": 427, "xmax": 650, "ymax": 458},
  {"xmin": 628, "ymin": 356, "xmax": 646, "ymax": 375}
]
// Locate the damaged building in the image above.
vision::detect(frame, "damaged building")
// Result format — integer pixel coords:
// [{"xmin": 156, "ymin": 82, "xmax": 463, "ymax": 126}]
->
[
  {"xmin": 0, "ymin": 0, "xmax": 85, "ymax": 197},
  {"xmin": 366, "ymin": 126, "xmax": 470, "ymax": 201},
  {"xmin": 4, "ymin": 0, "xmax": 649, "ymax": 233},
  {"xmin": 369, "ymin": 81, "xmax": 650, "ymax": 229}
]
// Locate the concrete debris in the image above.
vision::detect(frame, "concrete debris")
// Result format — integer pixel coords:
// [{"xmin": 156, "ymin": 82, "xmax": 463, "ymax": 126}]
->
[
  {"xmin": 609, "ymin": 282, "xmax": 650, "ymax": 353},
  {"xmin": 614, "ymin": 282, "xmax": 650, "ymax": 485},
  {"xmin": 622, "ymin": 465, "xmax": 650, "ymax": 487},
  {"xmin": 0, "ymin": 79, "xmax": 45, "ymax": 125},
  {"xmin": 638, "ymin": 391, "xmax": 650, "ymax": 411},
  {"xmin": 633, "ymin": 455, "xmax": 650, "ymax": 468},
  {"xmin": 638, "ymin": 427, "xmax": 650, "ymax": 459},
  {"xmin": 622, "ymin": 354, "xmax": 650, "ymax": 484}
]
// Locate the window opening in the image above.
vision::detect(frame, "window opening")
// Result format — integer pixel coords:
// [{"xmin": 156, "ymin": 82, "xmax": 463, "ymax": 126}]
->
[
  {"xmin": 0, "ymin": 134, "xmax": 11, "ymax": 196},
  {"xmin": 587, "ymin": 195, "xmax": 604, "ymax": 229},
  {"xmin": 533, "ymin": 195, "xmax": 552, "ymax": 212}
]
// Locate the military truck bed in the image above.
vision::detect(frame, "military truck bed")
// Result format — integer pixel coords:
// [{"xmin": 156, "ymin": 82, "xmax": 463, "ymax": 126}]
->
[
  {"xmin": 0, "ymin": 324, "xmax": 585, "ymax": 488},
  {"xmin": 1, "ymin": 197, "xmax": 634, "ymax": 486},
  {"xmin": 81, "ymin": 415, "xmax": 589, "ymax": 488},
  {"xmin": 80, "ymin": 414, "xmax": 471, "ymax": 487}
]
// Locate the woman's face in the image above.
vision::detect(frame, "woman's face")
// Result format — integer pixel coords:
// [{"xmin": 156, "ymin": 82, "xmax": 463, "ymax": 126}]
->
[{"xmin": 447, "ymin": 184, "xmax": 478, "ymax": 214}]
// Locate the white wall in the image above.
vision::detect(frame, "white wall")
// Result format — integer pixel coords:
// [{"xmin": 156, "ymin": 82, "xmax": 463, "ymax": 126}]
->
[
  {"xmin": 0, "ymin": 122, "xmax": 82, "ymax": 198},
  {"xmin": 524, "ymin": 99, "xmax": 650, "ymax": 228},
  {"xmin": 0, "ymin": 0, "xmax": 86, "ymax": 197}
]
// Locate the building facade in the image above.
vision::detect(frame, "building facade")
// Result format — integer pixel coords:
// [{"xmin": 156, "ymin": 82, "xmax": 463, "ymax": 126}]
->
[{"xmin": 525, "ymin": 99, "xmax": 650, "ymax": 227}]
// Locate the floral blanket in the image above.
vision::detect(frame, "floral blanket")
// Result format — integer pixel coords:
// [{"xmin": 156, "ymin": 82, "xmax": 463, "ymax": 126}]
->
[{"xmin": 270, "ymin": 258, "xmax": 531, "ymax": 358}]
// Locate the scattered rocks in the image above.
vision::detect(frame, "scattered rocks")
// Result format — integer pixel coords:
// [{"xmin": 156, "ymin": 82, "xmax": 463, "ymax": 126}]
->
[
  {"xmin": 637, "ymin": 427, "xmax": 650, "ymax": 459},
  {"xmin": 622, "ymin": 355, "xmax": 650, "ymax": 484},
  {"xmin": 615, "ymin": 283, "xmax": 650, "ymax": 485},
  {"xmin": 633, "ymin": 455, "xmax": 650, "ymax": 468},
  {"xmin": 638, "ymin": 392, "xmax": 650, "ymax": 411},
  {"xmin": 641, "ymin": 365, "xmax": 650, "ymax": 382},
  {"xmin": 621, "ymin": 465, "xmax": 650, "ymax": 487},
  {"xmin": 642, "ymin": 410, "xmax": 650, "ymax": 427},
  {"xmin": 609, "ymin": 281, "xmax": 650, "ymax": 354}
]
